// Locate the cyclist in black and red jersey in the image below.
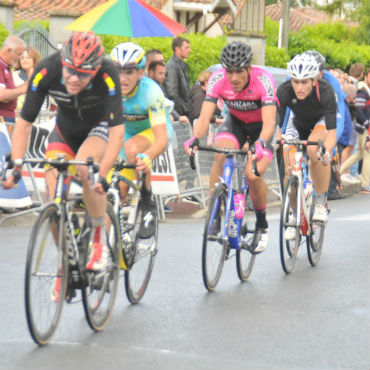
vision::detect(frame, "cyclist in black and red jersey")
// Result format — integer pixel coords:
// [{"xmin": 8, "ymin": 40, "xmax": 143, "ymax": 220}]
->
[
  {"xmin": 3, "ymin": 32, "xmax": 124, "ymax": 273},
  {"xmin": 184, "ymin": 41, "xmax": 277, "ymax": 254},
  {"xmin": 276, "ymin": 53, "xmax": 337, "ymax": 234}
]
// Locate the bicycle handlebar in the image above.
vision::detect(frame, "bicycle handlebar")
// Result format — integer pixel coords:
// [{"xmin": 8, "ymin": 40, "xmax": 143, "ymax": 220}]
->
[
  {"xmin": 188, "ymin": 145, "xmax": 260, "ymax": 176},
  {"xmin": 112, "ymin": 158, "xmax": 137, "ymax": 171}
]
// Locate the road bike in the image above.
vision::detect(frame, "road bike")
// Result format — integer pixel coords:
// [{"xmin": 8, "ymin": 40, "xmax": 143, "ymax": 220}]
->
[
  {"xmin": 107, "ymin": 158, "xmax": 158, "ymax": 304},
  {"xmin": 1, "ymin": 155, "xmax": 120, "ymax": 345},
  {"xmin": 190, "ymin": 146, "xmax": 260, "ymax": 292},
  {"xmin": 278, "ymin": 138, "xmax": 327, "ymax": 274}
]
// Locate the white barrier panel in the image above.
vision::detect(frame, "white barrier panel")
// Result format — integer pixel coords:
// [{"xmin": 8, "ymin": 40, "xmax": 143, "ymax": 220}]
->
[
  {"xmin": 22, "ymin": 121, "xmax": 179, "ymax": 196},
  {"xmin": 151, "ymin": 144, "xmax": 179, "ymax": 195}
]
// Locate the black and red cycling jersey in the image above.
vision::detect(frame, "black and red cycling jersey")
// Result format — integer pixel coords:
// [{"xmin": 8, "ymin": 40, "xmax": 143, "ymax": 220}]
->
[{"xmin": 20, "ymin": 52, "xmax": 123, "ymax": 145}]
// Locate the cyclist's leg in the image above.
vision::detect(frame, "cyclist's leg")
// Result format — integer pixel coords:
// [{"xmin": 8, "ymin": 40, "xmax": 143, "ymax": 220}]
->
[
  {"xmin": 243, "ymin": 122, "xmax": 274, "ymax": 253},
  {"xmin": 306, "ymin": 121, "xmax": 330, "ymax": 222},
  {"xmin": 73, "ymin": 121, "xmax": 113, "ymax": 271}
]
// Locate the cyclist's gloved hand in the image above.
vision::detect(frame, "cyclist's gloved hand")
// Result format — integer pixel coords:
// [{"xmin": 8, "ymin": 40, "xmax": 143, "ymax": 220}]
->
[
  {"xmin": 254, "ymin": 139, "xmax": 273, "ymax": 162},
  {"xmin": 136, "ymin": 153, "xmax": 152, "ymax": 174},
  {"xmin": 184, "ymin": 136, "xmax": 199, "ymax": 154}
]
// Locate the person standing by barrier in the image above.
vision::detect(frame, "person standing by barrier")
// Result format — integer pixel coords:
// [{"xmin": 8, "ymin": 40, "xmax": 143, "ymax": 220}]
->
[
  {"xmin": 340, "ymin": 68, "xmax": 370, "ymax": 193},
  {"xmin": 163, "ymin": 37, "xmax": 191, "ymax": 118},
  {"xmin": 0, "ymin": 35, "xmax": 28, "ymax": 132},
  {"xmin": 185, "ymin": 41, "xmax": 277, "ymax": 254}
]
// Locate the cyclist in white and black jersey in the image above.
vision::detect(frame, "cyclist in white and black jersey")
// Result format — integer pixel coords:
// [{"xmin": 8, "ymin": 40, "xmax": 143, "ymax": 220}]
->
[{"xmin": 276, "ymin": 53, "xmax": 337, "ymax": 224}]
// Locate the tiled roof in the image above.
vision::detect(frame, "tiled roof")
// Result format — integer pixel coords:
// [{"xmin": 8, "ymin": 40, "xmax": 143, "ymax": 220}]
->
[
  {"xmin": 12, "ymin": 0, "xmax": 168, "ymax": 21},
  {"xmin": 266, "ymin": 3, "xmax": 331, "ymax": 32},
  {"xmin": 11, "ymin": 0, "xmax": 333, "ymax": 32}
]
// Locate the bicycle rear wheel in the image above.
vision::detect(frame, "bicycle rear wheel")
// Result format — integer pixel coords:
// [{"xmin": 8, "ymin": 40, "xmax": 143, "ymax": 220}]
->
[
  {"xmin": 82, "ymin": 202, "xmax": 120, "ymax": 331},
  {"xmin": 24, "ymin": 203, "xmax": 67, "ymax": 345},
  {"xmin": 236, "ymin": 194, "xmax": 256, "ymax": 282},
  {"xmin": 306, "ymin": 202, "xmax": 325, "ymax": 266},
  {"xmin": 124, "ymin": 198, "xmax": 157, "ymax": 304},
  {"xmin": 202, "ymin": 184, "xmax": 227, "ymax": 292},
  {"xmin": 280, "ymin": 176, "xmax": 300, "ymax": 274}
]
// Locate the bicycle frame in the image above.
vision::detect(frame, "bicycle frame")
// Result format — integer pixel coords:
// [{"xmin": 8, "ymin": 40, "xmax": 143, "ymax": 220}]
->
[{"xmin": 209, "ymin": 154, "xmax": 249, "ymax": 249}]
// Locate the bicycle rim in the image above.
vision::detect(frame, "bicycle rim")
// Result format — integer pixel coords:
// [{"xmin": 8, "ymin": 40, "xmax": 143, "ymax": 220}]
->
[
  {"xmin": 307, "ymin": 203, "xmax": 325, "ymax": 266},
  {"xmin": 236, "ymin": 196, "xmax": 256, "ymax": 282},
  {"xmin": 280, "ymin": 177, "xmax": 300, "ymax": 274},
  {"xmin": 125, "ymin": 201, "xmax": 157, "ymax": 304},
  {"xmin": 24, "ymin": 203, "xmax": 67, "ymax": 345},
  {"xmin": 202, "ymin": 184, "xmax": 227, "ymax": 292},
  {"xmin": 82, "ymin": 202, "xmax": 120, "ymax": 331}
]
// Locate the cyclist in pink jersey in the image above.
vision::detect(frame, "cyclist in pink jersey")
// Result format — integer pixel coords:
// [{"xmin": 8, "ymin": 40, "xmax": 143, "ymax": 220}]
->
[{"xmin": 184, "ymin": 41, "xmax": 277, "ymax": 253}]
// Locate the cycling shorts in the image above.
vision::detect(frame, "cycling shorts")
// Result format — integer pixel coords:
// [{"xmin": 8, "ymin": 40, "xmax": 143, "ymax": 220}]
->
[{"xmin": 214, "ymin": 113, "xmax": 263, "ymax": 149}]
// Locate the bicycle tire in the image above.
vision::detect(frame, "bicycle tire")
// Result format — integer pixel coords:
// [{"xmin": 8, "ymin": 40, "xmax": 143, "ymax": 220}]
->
[
  {"xmin": 236, "ymin": 194, "xmax": 256, "ymax": 282},
  {"xmin": 24, "ymin": 203, "xmax": 67, "ymax": 345},
  {"xmin": 306, "ymin": 202, "xmax": 325, "ymax": 266},
  {"xmin": 279, "ymin": 176, "xmax": 300, "ymax": 274},
  {"xmin": 124, "ymin": 199, "xmax": 157, "ymax": 304},
  {"xmin": 202, "ymin": 183, "xmax": 228, "ymax": 292},
  {"xmin": 82, "ymin": 201, "xmax": 120, "ymax": 331}
]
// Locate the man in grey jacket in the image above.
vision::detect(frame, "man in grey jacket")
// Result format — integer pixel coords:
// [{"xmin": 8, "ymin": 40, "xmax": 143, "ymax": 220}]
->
[{"xmin": 163, "ymin": 36, "xmax": 191, "ymax": 117}]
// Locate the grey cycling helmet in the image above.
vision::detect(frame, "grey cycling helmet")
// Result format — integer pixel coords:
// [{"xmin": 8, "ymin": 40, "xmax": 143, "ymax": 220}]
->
[
  {"xmin": 220, "ymin": 41, "xmax": 253, "ymax": 70},
  {"xmin": 304, "ymin": 50, "xmax": 326, "ymax": 71}
]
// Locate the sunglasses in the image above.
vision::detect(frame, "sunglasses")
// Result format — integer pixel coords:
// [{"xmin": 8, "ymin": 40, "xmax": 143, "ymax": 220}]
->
[{"xmin": 62, "ymin": 61, "xmax": 96, "ymax": 79}]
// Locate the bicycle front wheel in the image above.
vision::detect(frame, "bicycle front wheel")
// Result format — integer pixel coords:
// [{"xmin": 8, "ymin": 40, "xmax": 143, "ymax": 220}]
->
[
  {"xmin": 280, "ymin": 176, "xmax": 300, "ymax": 274},
  {"xmin": 236, "ymin": 194, "xmax": 256, "ymax": 282},
  {"xmin": 24, "ymin": 203, "xmax": 67, "ymax": 345},
  {"xmin": 82, "ymin": 202, "xmax": 120, "ymax": 331},
  {"xmin": 125, "ymin": 199, "xmax": 157, "ymax": 304},
  {"xmin": 306, "ymin": 202, "xmax": 325, "ymax": 266},
  {"xmin": 202, "ymin": 184, "xmax": 227, "ymax": 292}
]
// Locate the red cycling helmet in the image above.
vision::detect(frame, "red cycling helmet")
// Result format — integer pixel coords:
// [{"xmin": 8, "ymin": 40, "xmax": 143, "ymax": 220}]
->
[{"xmin": 62, "ymin": 31, "xmax": 104, "ymax": 71}]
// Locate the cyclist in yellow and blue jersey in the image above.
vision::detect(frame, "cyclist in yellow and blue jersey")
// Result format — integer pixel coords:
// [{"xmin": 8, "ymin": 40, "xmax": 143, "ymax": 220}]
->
[{"xmin": 110, "ymin": 42, "xmax": 172, "ymax": 238}]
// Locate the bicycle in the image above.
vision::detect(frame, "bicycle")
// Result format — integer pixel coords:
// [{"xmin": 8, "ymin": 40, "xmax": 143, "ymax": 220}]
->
[
  {"xmin": 1, "ymin": 155, "xmax": 120, "ymax": 345},
  {"xmin": 278, "ymin": 137, "xmax": 328, "ymax": 274},
  {"xmin": 106, "ymin": 158, "xmax": 158, "ymax": 304},
  {"xmin": 190, "ymin": 145, "xmax": 260, "ymax": 292}
]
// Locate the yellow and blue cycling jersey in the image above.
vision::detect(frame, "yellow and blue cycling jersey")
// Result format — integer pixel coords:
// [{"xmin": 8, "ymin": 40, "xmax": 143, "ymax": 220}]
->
[{"xmin": 121, "ymin": 76, "xmax": 173, "ymax": 158}]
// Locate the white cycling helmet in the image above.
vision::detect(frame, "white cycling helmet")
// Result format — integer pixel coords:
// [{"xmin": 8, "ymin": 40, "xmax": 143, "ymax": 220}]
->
[
  {"xmin": 110, "ymin": 42, "xmax": 146, "ymax": 70},
  {"xmin": 287, "ymin": 53, "xmax": 320, "ymax": 80}
]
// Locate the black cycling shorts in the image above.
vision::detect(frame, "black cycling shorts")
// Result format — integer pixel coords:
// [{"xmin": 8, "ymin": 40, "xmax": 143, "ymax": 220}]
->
[{"xmin": 215, "ymin": 113, "xmax": 263, "ymax": 149}]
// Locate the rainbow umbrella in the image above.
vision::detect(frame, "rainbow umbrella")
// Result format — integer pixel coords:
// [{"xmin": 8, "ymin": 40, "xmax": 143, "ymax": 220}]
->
[{"xmin": 66, "ymin": 0, "xmax": 187, "ymax": 37}]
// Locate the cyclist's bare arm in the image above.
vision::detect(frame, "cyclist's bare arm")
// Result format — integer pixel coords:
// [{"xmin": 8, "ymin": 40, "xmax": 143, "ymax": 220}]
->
[
  {"xmin": 2, "ymin": 117, "xmax": 32, "ymax": 189},
  {"xmin": 193, "ymin": 101, "xmax": 217, "ymax": 139},
  {"xmin": 99, "ymin": 125, "xmax": 125, "ymax": 179},
  {"xmin": 323, "ymin": 128, "xmax": 337, "ymax": 154},
  {"xmin": 260, "ymin": 105, "xmax": 277, "ymax": 142}
]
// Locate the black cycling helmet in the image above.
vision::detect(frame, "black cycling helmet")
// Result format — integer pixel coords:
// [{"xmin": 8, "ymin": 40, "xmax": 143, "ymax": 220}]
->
[
  {"xmin": 220, "ymin": 41, "xmax": 253, "ymax": 70},
  {"xmin": 62, "ymin": 31, "xmax": 104, "ymax": 71},
  {"xmin": 304, "ymin": 50, "xmax": 326, "ymax": 71}
]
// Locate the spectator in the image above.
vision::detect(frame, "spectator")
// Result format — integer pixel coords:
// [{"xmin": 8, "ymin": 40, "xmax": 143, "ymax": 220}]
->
[
  {"xmin": 188, "ymin": 70, "xmax": 220, "ymax": 124},
  {"xmin": 144, "ymin": 49, "xmax": 164, "ymax": 75},
  {"xmin": 0, "ymin": 35, "xmax": 27, "ymax": 132},
  {"xmin": 339, "ymin": 83, "xmax": 360, "ymax": 184},
  {"xmin": 13, "ymin": 46, "xmax": 57, "ymax": 126},
  {"xmin": 340, "ymin": 68, "xmax": 370, "ymax": 193},
  {"xmin": 163, "ymin": 36, "xmax": 191, "ymax": 117},
  {"xmin": 348, "ymin": 62, "xmax": 364, "ymax": 90},
  {"xmin": 148, "ymin": 60, "xmax": 189, "ymax": 124}
]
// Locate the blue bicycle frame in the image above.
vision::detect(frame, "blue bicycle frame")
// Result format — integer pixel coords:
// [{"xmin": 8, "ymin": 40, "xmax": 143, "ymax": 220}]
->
[{"xmin": 208, "ymin": 154, "xmax": 249, "ymax": 249}]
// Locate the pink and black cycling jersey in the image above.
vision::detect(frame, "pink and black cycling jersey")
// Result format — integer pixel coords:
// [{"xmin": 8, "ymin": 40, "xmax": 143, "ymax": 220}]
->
[{"xmin": 205, "ymin": 66, "xmax": 277, "ymax": 123}]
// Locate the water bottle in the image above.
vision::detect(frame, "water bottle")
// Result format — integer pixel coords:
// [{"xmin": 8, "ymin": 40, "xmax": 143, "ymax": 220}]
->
[
  {"xmin": 233, "ymin": 193, "xmax": 245, "ymax": 219},
  {"xmin": 70, "ymin": 212, "xmax": 80, "ymax": 237}
]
